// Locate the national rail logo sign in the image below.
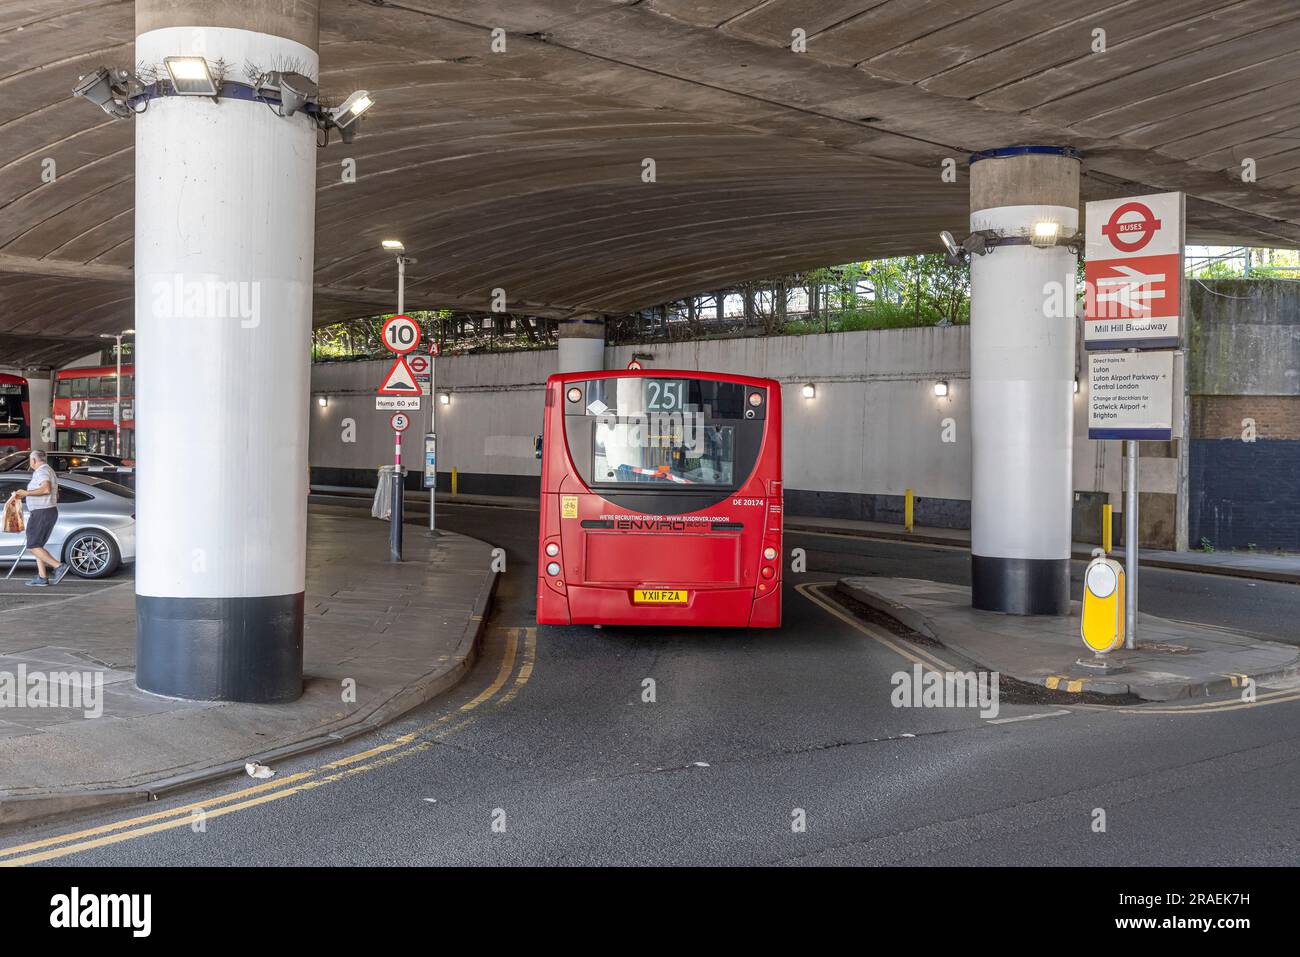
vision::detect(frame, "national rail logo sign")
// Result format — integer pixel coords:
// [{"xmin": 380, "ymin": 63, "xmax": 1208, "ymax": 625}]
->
[{"xmin": 1084, "ymin": 191, "xmax": 1183, "ymax": 351}]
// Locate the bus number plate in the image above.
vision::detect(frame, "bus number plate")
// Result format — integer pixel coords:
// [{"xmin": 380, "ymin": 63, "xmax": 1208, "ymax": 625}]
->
[{"xmin": 634, "ymin": 589, "xmax": 688, "ymax": 604}]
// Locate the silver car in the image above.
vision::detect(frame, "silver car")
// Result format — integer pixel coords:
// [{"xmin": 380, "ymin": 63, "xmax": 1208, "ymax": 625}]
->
[{"xmin": 0, "ymin": 472, "xmax": 135, "ymax": 579}]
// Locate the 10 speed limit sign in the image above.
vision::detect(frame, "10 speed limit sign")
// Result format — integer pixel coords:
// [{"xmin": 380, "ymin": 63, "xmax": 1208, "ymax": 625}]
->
[
  {"xmin": 390, "ymin": 412, "xmax": 411, "ymax": 432},
  {"xmin": 381, "ymin": 314, "xmax": 422, "ymax": 354}
]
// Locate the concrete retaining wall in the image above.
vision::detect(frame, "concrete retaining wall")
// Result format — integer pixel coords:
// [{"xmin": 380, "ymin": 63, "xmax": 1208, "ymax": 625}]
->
[
  {"xmin": 309, "ymin": 326, "xmax": 1113, "ymax": 529},
  {"xmin": 1187, "ymin": 280, "xmax": 1300, "ymax": 550}
]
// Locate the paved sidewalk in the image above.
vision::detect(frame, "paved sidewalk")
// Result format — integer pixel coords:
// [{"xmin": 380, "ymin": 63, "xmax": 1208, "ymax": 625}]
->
[
  {"xmin": 788, "ymin": 515, "xmax": 1300, "ymax": 585},
  {"xmin": 839, "ymin": 577, "xmax": 1300, "ymax": 701},
  {"xmin": 0, "ymin": 508, "xmax": 497, "ymax": 826}
]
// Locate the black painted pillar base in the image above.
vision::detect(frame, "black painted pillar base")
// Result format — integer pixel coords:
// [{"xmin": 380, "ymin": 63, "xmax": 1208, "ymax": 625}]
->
[
  {"xmin": 971, "ymin": 555, "xmax": 1070, "ymax": 616},
  {"xmin": 136, "ymin": 595, "xmax": 304, "ymax": 702}
]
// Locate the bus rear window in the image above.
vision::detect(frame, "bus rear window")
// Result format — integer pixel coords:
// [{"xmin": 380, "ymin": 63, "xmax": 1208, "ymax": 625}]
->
[
  {"xmin": 563, "ymin": 376, "xmax": 767, "ymax": 495},
  {"xmin": 594, "ymin": 421, "xmax": 735, "ymax": 486}
]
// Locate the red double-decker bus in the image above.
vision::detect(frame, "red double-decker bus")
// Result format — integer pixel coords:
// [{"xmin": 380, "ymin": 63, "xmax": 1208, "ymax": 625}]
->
[
  {"xmin": 53, "ymin": 365, "xmax": 135, "ymax": 458},
  {"xmin": 538, "ymin": 369, "xmax": 783, "ymax": 628},
  {"xmin": 0, "ymin": 373, "xmax": 31, "ymax": 453}
]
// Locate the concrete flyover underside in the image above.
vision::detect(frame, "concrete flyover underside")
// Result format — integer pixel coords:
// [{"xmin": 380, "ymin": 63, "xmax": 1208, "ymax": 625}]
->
[{"xmin": 2, "ymin": 0, "xmax": 1300, "ymax": 365}]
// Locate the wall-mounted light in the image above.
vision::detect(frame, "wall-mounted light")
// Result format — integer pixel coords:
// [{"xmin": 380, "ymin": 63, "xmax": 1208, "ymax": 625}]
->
[
  {"xmin": 1073, "ymin": 378, "xmax": 1080, "ymax": 394},
  {"xmin": 317, "ymin": 395, "xmax": 328, "ymax": 407},
  {"xmin": 164, "ymin": 56, "xmax": 219, "ymax": 96},
  {"xmin": 438, "ymin": 392, "xmax": 451, "ymax": 405},
  {"xmin": 801, "ymin": 383, "xmax": 816, "ymax": 399},
  {"xmin": 934, "ymin": 380, "xmax": 949, "ymax": 397}
]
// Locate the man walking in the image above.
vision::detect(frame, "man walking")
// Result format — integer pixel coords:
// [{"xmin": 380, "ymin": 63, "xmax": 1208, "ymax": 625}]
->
[{"xmin": 13, "ymin": 450, "xmax": 70, "ymax": 587}]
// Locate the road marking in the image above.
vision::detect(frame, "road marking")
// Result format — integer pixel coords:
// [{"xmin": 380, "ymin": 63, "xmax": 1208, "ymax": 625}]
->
[
  {"xmin": 1046, "ymin": 675, "xmax": 1085, "ymax": 693},
  {"xmin": 796, "ymin": 581, "xmax": 959, "ymax": 673},
  {"xmin": 0, "ymin": 626, "xmax": 536, "ymax": 866},
  {"xmin": 986, "ymin": 710, "xmax": 1071, "ymax": 725}
]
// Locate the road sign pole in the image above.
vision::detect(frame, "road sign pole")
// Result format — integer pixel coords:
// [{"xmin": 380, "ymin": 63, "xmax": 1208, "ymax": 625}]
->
[
  {"xmin": 429, "ymin": 354, "xmax": 437, "ymax": 535},
  {"xmin": 391, "ymin": 429, "xmax": 404, "ymax": 562},
  {"xmin": 1125, "ymin": 439, "xmax": 1139, "ymax": 648}
]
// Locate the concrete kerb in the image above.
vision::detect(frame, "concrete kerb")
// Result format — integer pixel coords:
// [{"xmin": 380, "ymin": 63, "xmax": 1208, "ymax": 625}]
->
[
  {"xmin": 0, "ymin": 547, "xmax": 499, "ymax": 830},
  {"xmin": 835, "ymin": 577, "xmax": 1300, "ymax": 701}
]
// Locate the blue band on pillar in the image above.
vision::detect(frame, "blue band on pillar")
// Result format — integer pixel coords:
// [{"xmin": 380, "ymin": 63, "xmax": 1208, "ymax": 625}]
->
[
  {"xmin": 136, "ymin": 594, "xmax": 304, "ymax": 702},
  {"xmin": 971, "ymin": 555, "xmax": 1070, "ymax": 616},
  {"xmin": 968, "ymin": 145, "xmax": 1083, "ymax": 165}
]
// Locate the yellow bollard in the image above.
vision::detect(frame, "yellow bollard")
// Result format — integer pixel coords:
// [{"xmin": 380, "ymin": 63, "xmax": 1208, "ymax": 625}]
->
[
  {"xmin": 905, "ymin": 488, "xmax": 914, "ymax": 533},
  {"xmin": 1102, "ymin": 503, "xmax": 1113, "ymax": 553},
  {"xmin": 452, "ymin": 467, "xmax": 458, "ymax": 496}
]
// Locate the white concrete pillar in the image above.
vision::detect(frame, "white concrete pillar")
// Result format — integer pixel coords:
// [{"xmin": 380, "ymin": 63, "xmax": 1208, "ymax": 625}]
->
[
  {"xmin": 557, "ymin": 315, "xmax": 606, "ymax": 373},
  {"xmin": 133, "ymin": 1, "xmax": 319, "ymax": 701},
  {"xmin": 968, "ymin": 146, "xmax": 1081, "ymax": 615}
]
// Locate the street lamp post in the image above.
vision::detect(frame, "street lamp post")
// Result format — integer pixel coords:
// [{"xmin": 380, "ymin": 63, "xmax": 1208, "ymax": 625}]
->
[
  {"xmin": 382, "ymin": 240, "xmax": 422, "ymax": 558},
  {"xmin": 383, "ymin": 239, "xmax": 437, "ymax": 537},
  {"xmin": 98, "ymin": 329, "xmax": 134, "ymax": 456}
]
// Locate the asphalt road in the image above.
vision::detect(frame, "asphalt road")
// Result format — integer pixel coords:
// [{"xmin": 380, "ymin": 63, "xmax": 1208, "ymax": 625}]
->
[{"xmin": 3, "ymin": 500, "xmax": 1298, "ymax": 866}]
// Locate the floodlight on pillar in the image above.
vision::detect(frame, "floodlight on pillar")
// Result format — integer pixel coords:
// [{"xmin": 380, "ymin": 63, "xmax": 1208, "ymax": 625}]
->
[
  {"xmin": 1031, "ymin": 220, "xmax": 1061, "ymax": 248},
  {"xmin": 327, "ymin": 90, "xmax": 373, "ymax": 142},
  {"xmin": 259, "ymin": 70, "xmax": 317, "ymax": 117},
  {"xmin": 939, "ymin": 230, "xmax": 964, "ymax": 264},
  {"xmin": 72, "ymin": 67, "xmax": 134, "ymax": 119},
  {"xmin": 164, "ymin": 56, "xmax": 219, "ymax": 96},
  {"xmin": 381, "ymin": 239, "xmax": 404, "ymax": 252}
]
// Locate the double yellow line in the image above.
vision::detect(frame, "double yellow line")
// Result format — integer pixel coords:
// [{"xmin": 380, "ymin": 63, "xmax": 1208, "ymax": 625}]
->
[
  {"xmin": 797, "ymin": 581, "xmax": 1300, "ymax": 718},
  {"xmin": 796, "ymin": 582, "xmax": 958, "ymax": 675},
  {"xmin": 0, "ymin": 626, "xmax": 537, "ymax": 867}
]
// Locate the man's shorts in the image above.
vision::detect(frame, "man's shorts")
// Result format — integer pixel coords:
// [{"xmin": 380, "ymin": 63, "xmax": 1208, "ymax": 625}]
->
[{"xmin": 25, "ymin": 506, "xmax": 58, "ymax": 549}]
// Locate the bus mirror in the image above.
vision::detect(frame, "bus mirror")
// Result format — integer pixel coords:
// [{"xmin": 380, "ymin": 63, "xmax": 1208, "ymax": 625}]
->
[{"xmin": 534, "ymin": 434, "xmax": 543, "ymax": 459}]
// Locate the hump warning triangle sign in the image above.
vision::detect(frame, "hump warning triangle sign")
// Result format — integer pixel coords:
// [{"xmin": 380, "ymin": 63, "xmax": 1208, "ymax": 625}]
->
[{"xmin": 378, "ymin": 355, "xmax": 421, "ymax": 395}]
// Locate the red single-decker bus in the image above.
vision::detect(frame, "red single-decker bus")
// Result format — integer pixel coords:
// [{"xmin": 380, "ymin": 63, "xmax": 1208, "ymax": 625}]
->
[{"xmin": 538, "ymin": 369, "xmax": 782, "ymax": 628}]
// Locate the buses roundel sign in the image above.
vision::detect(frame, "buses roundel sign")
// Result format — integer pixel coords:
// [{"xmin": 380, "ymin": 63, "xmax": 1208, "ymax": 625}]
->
[
  {"xmin": 1100, "ymin": 201, "xmax": 1162, "ymax": 253},
  {"xmin": 381, "ymin": 314, "xmax": 421, "ymax": 355}
]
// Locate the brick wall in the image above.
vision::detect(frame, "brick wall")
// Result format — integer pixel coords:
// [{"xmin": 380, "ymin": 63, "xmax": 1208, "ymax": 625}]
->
[{"xmin": 1192, "ymin": 395, "xmax": 1300, "ymax": 440}]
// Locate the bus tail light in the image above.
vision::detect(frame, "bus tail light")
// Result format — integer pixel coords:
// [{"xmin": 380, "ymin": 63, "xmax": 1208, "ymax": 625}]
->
[
  {"xmin": 545, "ymin": 542, "xmax": 560, "ymax": 557},
  {"xmin": 763, "ymin": 546, "xmax": 777, "ymax": 561}
]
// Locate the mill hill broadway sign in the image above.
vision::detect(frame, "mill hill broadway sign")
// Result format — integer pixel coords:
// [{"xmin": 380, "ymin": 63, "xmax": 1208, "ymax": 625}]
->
[{"xmin": 1084, "ymin": 192, "xmax": 1184, "ymax": 351}]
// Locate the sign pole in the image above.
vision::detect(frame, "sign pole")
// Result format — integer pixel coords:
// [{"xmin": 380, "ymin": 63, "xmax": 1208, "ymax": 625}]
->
[
  {"xmin": 1124, "ymin": 438, "xmax": 1138, "ymax": 648},
  {"xmin": 391, "ymin": 427, "xmax": 404, "ymax": 562},
  {"xmin": 429, "ymin": 348, "xmax": 437, "ymax": 535}
]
